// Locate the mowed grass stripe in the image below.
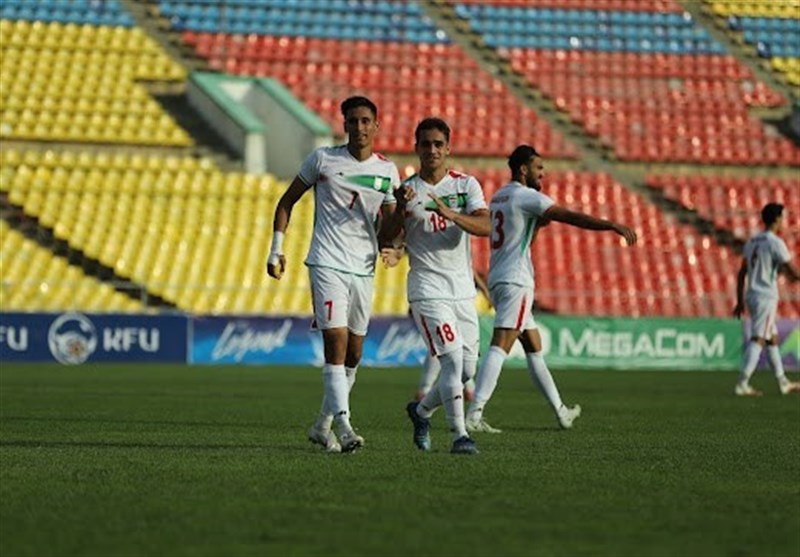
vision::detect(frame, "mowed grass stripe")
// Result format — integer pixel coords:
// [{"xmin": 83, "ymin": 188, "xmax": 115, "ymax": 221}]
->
[{"xmin": 1, "ymin": 364, "xmax": 798, "ymax": 557}]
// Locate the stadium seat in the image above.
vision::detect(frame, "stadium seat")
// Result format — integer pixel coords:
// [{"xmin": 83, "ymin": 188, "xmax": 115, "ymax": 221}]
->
[
  {"xmin": 1, "ymin": 149, "xmax": 412, "ymax": 316},
  {"xmin": 0, "ymin": 20, "xmax": 191, "ymax": 146},
  {"xmin": 181, "ymin": 35, "xmax": 578, "ymax": 158},
  {"xmin": 0, "ymin": 220, "xmax": 143, "ymax": 312}
]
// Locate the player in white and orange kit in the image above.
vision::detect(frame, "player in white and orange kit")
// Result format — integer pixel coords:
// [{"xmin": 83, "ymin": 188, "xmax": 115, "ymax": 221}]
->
[
  {"xmin": 267, "ymin": 96, "xmax": 403, "ymax": 453},
  {"xmin": 733, "ymin": 202, "xmax": 800, "ymax": 396},
  {"xmin": 465, "ymin": 145, "xmax": 637, "ymax": 434},
  {"xmin": 381, "ymin": 117, "xmax": 490, "ymax": 454}
]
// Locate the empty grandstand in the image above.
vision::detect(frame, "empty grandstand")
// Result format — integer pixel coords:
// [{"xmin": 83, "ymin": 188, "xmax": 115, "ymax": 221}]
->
[{"xmin": 1, "ymin": 0, "xmax": 798, "ymax": 321}]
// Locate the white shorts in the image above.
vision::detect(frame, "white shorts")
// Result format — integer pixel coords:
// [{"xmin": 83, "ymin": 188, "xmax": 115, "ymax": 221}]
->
[
  {"xmin": 490, "ymin": 283, "xmax": 537, "ymax": 331},
  {"xmin": 308, "ymin": 266, "xmax": 373, "ymax": 335},
  {"xmin": 410, "ymin": 299, "xmax": 479, "ymax": 358},
  {"xmin": 746, "ymin": 294, "xmax": 778, "ymax": 340}
]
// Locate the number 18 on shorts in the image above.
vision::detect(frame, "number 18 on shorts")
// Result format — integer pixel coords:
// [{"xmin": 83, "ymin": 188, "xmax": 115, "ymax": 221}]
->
[{"xmin": 409, "ymin": 299, "xmax": 468, "ymax": 356}]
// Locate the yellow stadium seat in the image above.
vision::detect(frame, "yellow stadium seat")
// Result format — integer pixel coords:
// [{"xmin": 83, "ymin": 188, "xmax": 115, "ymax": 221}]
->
[
  {"xmin": 1, "ymin": 22, "xmax": 190, "ymax": 146},
  {"xmin": 2, "ymin": 150, "xmax": 411, "ymax": 316},
  {"xmin": 0, "ymin": 221, "xmax": 142, "ymax": 313}
]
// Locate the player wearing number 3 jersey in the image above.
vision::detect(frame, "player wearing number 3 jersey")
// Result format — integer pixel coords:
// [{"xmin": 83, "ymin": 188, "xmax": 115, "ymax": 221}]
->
[
  {"xmin": 465, "ymin": 145, "xmax": 637, "ymax": 435},
  {"xmin": 382, "ymin": 117, "xmax": 491, "ymax": 455},
  {"xmin": 267, "ymin": 96, "xmax": 401, "ymax": 454}
]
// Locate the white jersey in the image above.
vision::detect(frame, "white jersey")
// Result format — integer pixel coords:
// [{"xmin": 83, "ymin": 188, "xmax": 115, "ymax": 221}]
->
[
  {"xmin": 743, "ymin": 230, "xmax": 791, "ymax": 299},
  {"xmin": 300, "ymin": 145, "xmax": 400, "ymax": 276},
  {"xmin": 487, "ymin": 181, "xmax": 555, "ymax": 289},
  {"xmin": 403, "ymin": 170, "xmax": 487, "ymax": 302}
]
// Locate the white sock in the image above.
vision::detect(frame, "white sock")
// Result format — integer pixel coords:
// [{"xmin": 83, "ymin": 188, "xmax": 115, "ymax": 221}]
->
[
  {"xmin": 738, "ymin": 342, "xmax": 763, "ymax": 386},
  {"xmin": 418, "ymin": 353, "xmax": 439, "ymax": 397},
  {"xmin": 316, "ymin": 366, "xmax": 357, "ymax": 430},
  {"xmin": 526, "ymin": 352, "xmax": 563, "ymax": 412},
  {"xmin": 467, "ymin": 346, "xmax": 507, "ymax": 422},
  {"xmin": 766, "ymin": 345, "xmax": 787, "ymax": 384},
  {"xmin": 418, "ymin": 378, "xmax": 441, "ymax": 419},
  {"xmin": 462, "ymin": 356, "xmax": 477, "ymax": 398},
  {"xmin": 322, "ymin": 364, "xmax": 352, "ymax": 434},
  {"xmin": 346, "ymin": 366, "xmax": 358, "ymax": 391},
  {"xmin": 438, "ymin": 350, "xmax": 467, "ymax": 440}
]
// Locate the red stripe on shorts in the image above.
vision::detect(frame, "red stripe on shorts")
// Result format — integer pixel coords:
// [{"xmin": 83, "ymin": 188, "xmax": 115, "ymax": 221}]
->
[
  {"xmin": 419, "ymin": 314, "xmax": 437, "ymax": 356},
  {"xmin": 515, "ymin": 295, "xmax": 528, "ymax": 331}
]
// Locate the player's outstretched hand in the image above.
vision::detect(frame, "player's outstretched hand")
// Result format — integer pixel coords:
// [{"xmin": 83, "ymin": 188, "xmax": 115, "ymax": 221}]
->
[
  {"xmin": 615, "ymin": 225, "xmax": 637, "ymax": 246},
  {"xmin": 732, "ymin": 303, "xmax": 744, "ymax": 319},
  {"xmin": 267, "ymin": 254, "xmax": 286, "ymax": 280},
  {"xmin": 381, "ymin": 247, "xmax": 404, "ymax": 268}
]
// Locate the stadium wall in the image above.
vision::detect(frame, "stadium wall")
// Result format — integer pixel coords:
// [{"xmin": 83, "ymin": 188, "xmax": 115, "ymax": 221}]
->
[
  {"xmin": 187, "ymin": 72, "xmax": 332, "ymax": 176},
  {"xmin": 3, "ymin": 313, "xmax": 796, "ymax": 371}
]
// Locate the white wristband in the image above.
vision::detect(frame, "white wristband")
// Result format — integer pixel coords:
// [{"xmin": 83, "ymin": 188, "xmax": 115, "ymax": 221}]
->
[{"xmin": 270, "ymin": 231, "xmax": 285, "ymax": 255}]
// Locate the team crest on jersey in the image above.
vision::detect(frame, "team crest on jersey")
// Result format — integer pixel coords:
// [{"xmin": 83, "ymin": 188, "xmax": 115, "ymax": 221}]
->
[{"xmin": 346, "ymin": 174, "xmax": 393, "ymax": 193}]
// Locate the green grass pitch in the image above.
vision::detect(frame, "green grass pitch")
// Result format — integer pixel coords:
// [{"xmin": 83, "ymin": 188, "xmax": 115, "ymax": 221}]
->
[{"xmin": 1, "ymin": 364, "xmax": 798, "ymax": 557}]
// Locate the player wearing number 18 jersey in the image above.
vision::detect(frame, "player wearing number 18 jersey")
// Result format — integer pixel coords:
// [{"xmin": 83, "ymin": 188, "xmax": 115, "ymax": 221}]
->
[
  {"xmin": 382, "ymin": 118, "xmax": 491, "ymax": 455},
  {"xmin": 267, "ymin": 96, "xmax": 401, "ymax": 453},
  {"xmin": 466, "ymin": 145, "xmax": 637, "ymax": 435},
  {"xmin": 732, "ymin": 203, "xmax": 800, "ymax": 396}
]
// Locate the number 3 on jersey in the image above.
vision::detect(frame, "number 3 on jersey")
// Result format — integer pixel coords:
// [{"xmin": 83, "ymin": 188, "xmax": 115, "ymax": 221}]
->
[{"xmin": 491, "ymin": 210, "xmax": 505, "ymax": 249}]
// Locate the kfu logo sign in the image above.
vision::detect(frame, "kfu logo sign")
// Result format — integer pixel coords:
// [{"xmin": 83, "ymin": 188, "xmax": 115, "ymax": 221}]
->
[{"xmin": 48, "ymin": 313, "xmax": 98, "ymax": 364}]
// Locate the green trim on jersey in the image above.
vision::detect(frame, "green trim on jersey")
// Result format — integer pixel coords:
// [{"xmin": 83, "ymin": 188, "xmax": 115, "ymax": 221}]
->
[
  {"xmin": 423, "ymin": 193, "xmax": 469, "ymax": 211},
  {"xmin": 346, "ymin": 174, "xmax": 394, "ymax": 194},
  {"xmin": 521, "ymin": 217, "xmax": 535, "ymax": 253}
]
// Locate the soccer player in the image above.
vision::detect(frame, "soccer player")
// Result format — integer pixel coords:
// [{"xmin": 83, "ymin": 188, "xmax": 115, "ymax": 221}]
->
[
  {"xmin": 382, "ymin": 117, "xmax": 491, "ymax": 455},
  {"xmin": 267, "ymin": 96, "xmax": 403, "ymax": 453},
  {"xmin": 465, "ymin": 145, "xmax": 637, "ymax": 433},
  {"xmin": 732, "ymin": 203, "xmax": 800, "ymax": 396}
]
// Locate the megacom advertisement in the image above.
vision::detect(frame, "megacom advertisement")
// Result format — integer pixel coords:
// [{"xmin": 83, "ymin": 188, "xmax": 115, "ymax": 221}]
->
[
  {"xmin": 0, "ymin": 312, "xmax": 188, "ymax": 364},
  {"xmin": 191, "ymin": 315, "xmax": 427, "ymax": 366},
  {"xmin": 480, "ymin": 315, "xmax": 743, "ymax": 371}
]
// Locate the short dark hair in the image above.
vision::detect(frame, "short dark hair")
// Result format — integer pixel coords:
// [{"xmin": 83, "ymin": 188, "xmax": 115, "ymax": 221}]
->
[
  {"xmin": 761, "ymin": 203, "xmax": 784, "ymax": 226},
  {"xmin": 415, "ymin": 117, "xmax": 451, "ymax": 143},
  {"xmin": 508, "ymin": 145, "xmax": 541, "ymax": 173},
  {"xmin": 341, "ymin": 96, "xmax": 377, "ymax": 119}
]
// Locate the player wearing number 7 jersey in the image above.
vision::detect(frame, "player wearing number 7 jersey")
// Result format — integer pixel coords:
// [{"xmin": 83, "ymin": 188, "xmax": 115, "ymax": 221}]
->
[
  {"xmin": 267, "ymin": 96, "xmax": 402, "ymax": 454},
  {"xmin": 381, "ymin": 117, "xmax": 491, "ymax": 455},
  {"xmin": 465, "ymin": 145, "xmax": 637, "ymax": 434},
  {"xmin": 732, "ymin": 203, "xmax": 800, "ymax": 396}
]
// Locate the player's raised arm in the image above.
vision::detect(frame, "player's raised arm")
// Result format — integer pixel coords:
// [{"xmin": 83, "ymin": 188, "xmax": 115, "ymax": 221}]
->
[
  {"xmin": 267, "ymin": 176, "xmax": 312, "ymax": 280},
  {"xmin": 543, "ymin": 205, "xmax": 637, "ymax": 246},
  {"xmin": 378, "ymin": 185, "xmax": 414, "ymax": 247},
  {"xmin": 779, "ymin": 260, "xmax": 800, "ymax": 282}
]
